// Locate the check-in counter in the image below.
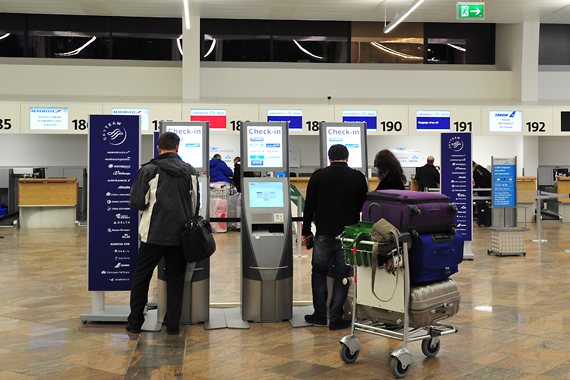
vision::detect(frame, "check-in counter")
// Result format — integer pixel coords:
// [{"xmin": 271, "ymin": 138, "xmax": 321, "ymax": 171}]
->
[
  {"xmin": 291, "ymin": 177, "xmax": 383, "ymax": 197},
  {"xmin": 517, "ymin": 176, "xmax": 536, "ymax": 223},
  {"xmin": 18, "ymin": 178, "xmax": 78, "ymax": 228}
]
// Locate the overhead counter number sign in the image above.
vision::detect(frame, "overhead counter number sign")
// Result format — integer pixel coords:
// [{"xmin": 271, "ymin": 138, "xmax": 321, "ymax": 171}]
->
[{"xmin": 457, "ymin": 3, "xmax": 485, "ymax": 20}]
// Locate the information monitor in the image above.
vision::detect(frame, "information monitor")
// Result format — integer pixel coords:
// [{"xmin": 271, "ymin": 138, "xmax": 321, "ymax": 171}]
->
[
  {"xmin": 30, "ymin": 107, "xmax": 69, "ymax": 130},
  {"xmin": 241, "ymin": 122, "xmax": 289, "ymax": 173},
  {"xmin": 159, "ymin": 121, "xmax": 209, "ymax": 173},
  {"xmin": 489, "ymin": 111, "xmax": 523, "ymax": 132},
  {"xmin": 319, "ymin": 122, "xmax": 368, "ymax": 173},
  {"xmin": 416, "ymin": 110, "xmax": 451, "ymax": 132},
  {"xmin": 112, "ymin": 108, "xmax": 149, "ymax": 131}
]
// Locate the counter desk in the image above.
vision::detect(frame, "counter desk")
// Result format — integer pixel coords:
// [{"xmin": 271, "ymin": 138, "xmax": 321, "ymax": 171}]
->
[{"xmin": 18, "ymin": 178, "xmax": 78, "ymax": 228}]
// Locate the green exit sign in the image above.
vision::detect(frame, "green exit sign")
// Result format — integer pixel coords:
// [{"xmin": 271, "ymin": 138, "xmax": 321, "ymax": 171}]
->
[{"xmin": 457, "ymin": 3, "xmax": 485, "ymax": 20}]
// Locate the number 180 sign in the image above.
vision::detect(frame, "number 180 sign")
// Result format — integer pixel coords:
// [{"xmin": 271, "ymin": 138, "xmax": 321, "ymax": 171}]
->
[{"xmin": 457, "ymin": 3, "xmax": 485, "ymax": 20}]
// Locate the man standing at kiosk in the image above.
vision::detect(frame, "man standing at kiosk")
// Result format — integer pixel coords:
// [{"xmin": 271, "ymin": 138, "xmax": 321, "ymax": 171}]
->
[
  {"xmin": 302, "ymin": 144, "xmax": 368, "ymax": 330},
  {"xmin": 126, "ymin": 132, "xmax": 198, "ymax": 335}
]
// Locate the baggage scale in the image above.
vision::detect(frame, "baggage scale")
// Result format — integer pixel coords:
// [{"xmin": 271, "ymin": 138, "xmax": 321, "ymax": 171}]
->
[{"xmin": 337, "ymin": 232, "xmax": 458, "ymax": 378}]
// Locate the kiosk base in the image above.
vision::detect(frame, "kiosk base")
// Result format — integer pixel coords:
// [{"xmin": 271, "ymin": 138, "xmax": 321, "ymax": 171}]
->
[
  {"xmin": 80, "ymin": 305, "xmax": 129, "ymax": 323},
  {"xmin": 242, "ymin": 277, "xmax": 293, "ymax": 322}
]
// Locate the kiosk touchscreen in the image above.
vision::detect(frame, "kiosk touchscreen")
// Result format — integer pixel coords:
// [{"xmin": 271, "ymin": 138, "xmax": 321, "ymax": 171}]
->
[
  {"xmin": 319, "ymin": 122, "xmax": 368, "ymax": 175},
  {"xmin": 240, "ymin": 122, "xmax": 293, "ymax": 322},
  {"xmin": 158, "ymin": 121, "xmax": 210, "ymax": 325}
]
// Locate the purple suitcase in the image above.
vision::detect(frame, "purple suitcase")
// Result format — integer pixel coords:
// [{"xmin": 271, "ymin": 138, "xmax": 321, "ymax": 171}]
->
[{"xmin": 363, "ymin": 190, "xmax": 458, "ymax": 237}]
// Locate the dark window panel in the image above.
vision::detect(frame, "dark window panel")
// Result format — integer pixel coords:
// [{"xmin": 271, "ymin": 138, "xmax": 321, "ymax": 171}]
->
[
  {"xmin": 0, "ymin": 34, "xmax": 25, "ymax": 57},
  {"xmin": 424, "ymin": 23, "xmax": 495, "ymax": 64},
  {"xmin": 112, "ymin": 37, "xmax": 178, "ymax": 61},
  {"xmin": 28, "ymin": 14, "xmax": 112, "ymax": 35},
  {"xmin": 539, "ymin": 24, "xmax": 570, "ymax": 65}
]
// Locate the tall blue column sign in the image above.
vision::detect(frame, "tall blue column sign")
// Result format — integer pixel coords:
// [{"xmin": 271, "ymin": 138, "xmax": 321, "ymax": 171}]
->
[
  {"xmin": 88, "ymin": 115, "xmax": 140, "ymax": 291},
  {"xmin": 492, "ymin": 157, "xmax": 517, "ymax": 207},
  {"xmin": 441, "ymin": 133, "xmax": 472, "ymax": 241}
]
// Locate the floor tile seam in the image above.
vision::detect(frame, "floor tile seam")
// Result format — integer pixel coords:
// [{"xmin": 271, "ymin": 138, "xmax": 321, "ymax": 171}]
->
[
  {"xmin": 181, "ymin": 326, "xmax": 189, "ymax": 376},
  {"xmin": 122, "ymin": 333, "xmax": 142, "ymax": 380}
]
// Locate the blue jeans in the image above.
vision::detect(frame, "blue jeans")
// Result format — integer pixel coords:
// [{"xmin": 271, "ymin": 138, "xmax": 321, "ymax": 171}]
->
[{"xmin": 311, "ymin": 235, "xmax": 351, "ymax": 323}]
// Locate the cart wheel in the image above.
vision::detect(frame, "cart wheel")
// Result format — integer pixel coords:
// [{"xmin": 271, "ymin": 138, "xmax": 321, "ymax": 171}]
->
[
  {"xmin": 82, "ymin": 321, "xmax": 87, "ymax": 324},
  {"xmin": 339, "ymin": 344, "xmax": 359, "ymax": 364},
  {"xmin": 421, "ymin": 338, "xmax": 440, "ymax": 358},
  {"xmin": 390, "ymin": 356, "xmax": 410, "ymax": 378}
]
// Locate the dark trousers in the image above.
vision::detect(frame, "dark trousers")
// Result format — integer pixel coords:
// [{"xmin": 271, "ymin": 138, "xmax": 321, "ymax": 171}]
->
[
  {"xmin": 311, "ymin": 235, "xmax": 350, "ymax": 323},
  {"xmin": 127, "ymin": 242, "xmax": 187, "ymax": 330}
]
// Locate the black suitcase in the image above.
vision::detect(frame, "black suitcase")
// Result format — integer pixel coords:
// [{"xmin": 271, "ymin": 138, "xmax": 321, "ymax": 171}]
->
[{"xmin": 476, "ymin": 201, "xmax": 491, "ymax": 227}]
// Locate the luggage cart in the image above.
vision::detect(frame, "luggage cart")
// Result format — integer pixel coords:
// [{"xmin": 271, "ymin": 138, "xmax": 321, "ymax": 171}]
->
[{"xmin": 338, "ymin": 232, "xmax": 458, "ymax": 378}]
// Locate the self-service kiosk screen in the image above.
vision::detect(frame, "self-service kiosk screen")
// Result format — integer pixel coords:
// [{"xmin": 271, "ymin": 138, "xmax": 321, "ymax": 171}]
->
[
  {"xmin": 164, "ymin": 124, "xmax": 204, "ymax": 168},
  {"xmin": 248, "ymin": 182, "xmax": 285, "ymax": 208},
  {"xmin": 325, "ymin": 125, "xmax": 363, "ymax": 169},
  {"xmin": 30, "ymin": 107, "xmax": 69, "ymax": 130},
  {"xmin": 112, "ymin": 108, "xmax": 149, "ymax": 130},
  {"xmin": 489, "ymin": 111, "xmax": 523, "ymax": 132},
  {"xmin": 246, "ymin": 125, "xmax": 284, "ymax": 168}
]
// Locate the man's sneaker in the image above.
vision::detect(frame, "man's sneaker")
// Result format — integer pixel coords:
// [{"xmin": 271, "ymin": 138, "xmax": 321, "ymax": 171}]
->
[
  {"xmin": 304, "ymin": 314, "xmax": 327, "ymax": 326},
  {"xmin": 329, "ymin": 319, "xmax": 351, "ymax": 331}
]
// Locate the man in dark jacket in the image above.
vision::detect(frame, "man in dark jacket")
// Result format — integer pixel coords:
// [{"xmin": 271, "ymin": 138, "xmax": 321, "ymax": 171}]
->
[
  {"xmin": 418, "ymin": 156, "xmax": 440, "ymax": 191},
  {"xmin": 209, "ymin": 154, "xmax": 233, "ymax": 183},
  {"xmin": 302, "ymin": 144, "xmax": 368, "ymax": 330},
  {"xmin": 473, "ymin": 161, "xmax": 492, "ymax": 196},
  {"xmin": 126, "ymin": 132, "xmax": 198, "ymax": 335}
]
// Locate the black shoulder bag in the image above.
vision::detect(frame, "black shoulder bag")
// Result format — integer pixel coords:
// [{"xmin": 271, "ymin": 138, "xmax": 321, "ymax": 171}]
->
[{"xmin": 181, "ymin": 178, "xmax": 216, "ymax": 263}]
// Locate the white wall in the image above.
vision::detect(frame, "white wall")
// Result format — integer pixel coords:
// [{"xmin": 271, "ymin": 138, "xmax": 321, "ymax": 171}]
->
[
  {"xmin": 200, "ymin": 66, "xmax": 512, "ymax": 100},
  {"xmin": 538, "ymin": 136, "xmax": 570, "ymax": 165},
  {"xmin": 539, "ymin": 71, "xmax": 570, "ymax": 100},
  {"xmin": 0, "ymin": 59, "xmax": 182, "ymax": 98}
]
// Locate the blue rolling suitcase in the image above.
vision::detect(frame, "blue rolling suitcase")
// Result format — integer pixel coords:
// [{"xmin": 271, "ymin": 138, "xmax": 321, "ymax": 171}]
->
[{"xmin": 409, "ymin": 233, "xmax": 464, "ymax": 284}]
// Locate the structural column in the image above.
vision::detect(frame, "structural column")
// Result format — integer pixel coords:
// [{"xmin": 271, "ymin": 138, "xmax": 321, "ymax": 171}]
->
[{"xmin": 182, "ymin": 15, "xmax": 201, "ymax": 101}]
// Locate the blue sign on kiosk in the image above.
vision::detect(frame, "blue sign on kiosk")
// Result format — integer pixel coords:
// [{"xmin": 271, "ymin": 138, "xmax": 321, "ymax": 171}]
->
[{"xmin": 492, "ymin": 157, "xmax": 517, "ymax": 208}]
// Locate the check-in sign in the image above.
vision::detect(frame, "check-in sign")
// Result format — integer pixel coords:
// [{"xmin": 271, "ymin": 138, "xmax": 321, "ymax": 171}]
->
[{"xmin": 457, "ymin": 3, "xmax": 484, "ymax": 19}]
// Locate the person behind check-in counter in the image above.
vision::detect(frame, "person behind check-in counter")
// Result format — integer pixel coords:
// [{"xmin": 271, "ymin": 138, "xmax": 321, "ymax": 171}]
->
[{"xmin": 126, "ymin": 132, "xmax": 198, "ymax": 336}]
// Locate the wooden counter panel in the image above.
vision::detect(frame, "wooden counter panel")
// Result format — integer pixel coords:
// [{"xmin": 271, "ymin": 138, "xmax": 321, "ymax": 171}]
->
[
  {"xmin": 19, "ymin": 179, "xmax": 78, "ymax": 206},
  {"xmin": 517, "ymin": 176, "xmax": 537, "ymax": 202}
]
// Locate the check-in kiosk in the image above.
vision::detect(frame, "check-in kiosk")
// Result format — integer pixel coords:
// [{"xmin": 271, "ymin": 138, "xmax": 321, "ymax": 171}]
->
[
  {"xmin": 319, "ymin": 122, "xmax": 368, "ymax": 176},
  {"xmin": 240, "ymin": 122, "xmax": 293, "ymax": 322},
  {"xmin": 158, "ymin": 121, "xmax": 210, "ymax": 324}
]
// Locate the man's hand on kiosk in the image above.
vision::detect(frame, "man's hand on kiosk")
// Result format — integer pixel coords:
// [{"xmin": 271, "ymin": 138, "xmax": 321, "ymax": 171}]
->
[{"xmin": 302, "ymin": 234, "xmax": 314, "ymax": 250}]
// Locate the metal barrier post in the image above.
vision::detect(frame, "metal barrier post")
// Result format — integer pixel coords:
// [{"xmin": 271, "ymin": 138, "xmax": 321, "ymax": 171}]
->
[
  {"xmin": 294, "ymin": 195, "xmax": 309, "ymax": 258},
  {"xmin": 530, "ymin": 189, "xmax": 547, "ymax": 243}
]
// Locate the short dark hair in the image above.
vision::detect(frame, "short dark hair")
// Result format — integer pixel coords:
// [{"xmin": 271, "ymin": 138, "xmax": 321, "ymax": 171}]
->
[
  {"xmin": 213, "ymin": 154, "xmax": 221, "ymax": 159},
  {"xmin": 158, "ymin": 132, "xmax": 179, "ymax": 151},
  {"xmin": 328, "ymin": 144, "xmax": 349, "ymax": 161}
]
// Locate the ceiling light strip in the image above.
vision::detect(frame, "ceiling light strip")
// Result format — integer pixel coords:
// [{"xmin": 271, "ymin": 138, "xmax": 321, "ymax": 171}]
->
[
  {"xmin": 183, "ymin": 0, "xmax": 191, "ymax": 30},
  {"xmin": 55, "ymin": 37, "xmax": 97, "ymax": 57},
  {"xmin": 384, "ymin": 0, "xmax": 425, "ymax": 34},
  {"xmin": 370, "ymin": 41, "xmax": 422, "ymax": 60},
  {"xmin": 0, "ymin": 33, "xmax": 10, "ymax": 41},
  {"xmin": 447, "ymin": 43, "xmax": 466, "ymax": 52},
  {"xmin": 293, "ymin": 40, "xmax": 323, "ymax": 60}
]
